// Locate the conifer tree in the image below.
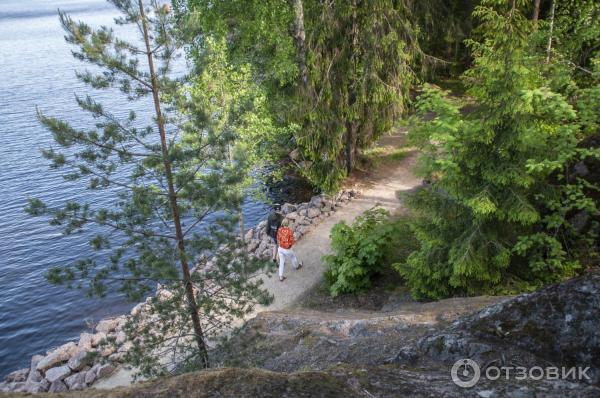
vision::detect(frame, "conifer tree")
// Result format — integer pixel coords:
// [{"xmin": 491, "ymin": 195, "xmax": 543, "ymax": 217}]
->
[
  {"xmin": 175, "ymin": 0, "xmax": 421, "ymax": 192},
  {"xmin": 399, "ymin": 0, "xmax": 599, "ymax": 299},
  {"xmin": 27, "ymin": 0, "xmax": 271, "ymax": 376}
]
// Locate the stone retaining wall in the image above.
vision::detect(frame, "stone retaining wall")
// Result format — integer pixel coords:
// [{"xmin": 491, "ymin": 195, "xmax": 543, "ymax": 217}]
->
[{"xmin": 0, "ymin": 188, "xmax": 361, "ymax": 394}]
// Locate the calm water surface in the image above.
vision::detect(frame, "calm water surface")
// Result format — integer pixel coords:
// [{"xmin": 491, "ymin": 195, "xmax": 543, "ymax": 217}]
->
[{"xmin": 0, "ymin": 0, "xmax": 271, "ymax": 376}]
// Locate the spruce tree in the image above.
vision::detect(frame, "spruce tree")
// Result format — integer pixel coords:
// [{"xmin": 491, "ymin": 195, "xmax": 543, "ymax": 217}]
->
[
  {"xmin": 27, "ymin": 0, "xmax": 271, "ymax": 376},
  {"xmin": 175, "ymin": 0, "xmax": 422, "ymax": 192},
  {"xmin": 399, "ymin": 0, "xmax": 599, "ymax": 299}
]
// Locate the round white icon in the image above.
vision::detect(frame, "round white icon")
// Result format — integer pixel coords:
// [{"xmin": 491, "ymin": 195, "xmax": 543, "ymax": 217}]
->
[{"xmin": 451, "ymin": 358, "xmax": 481, "ymax": 388}]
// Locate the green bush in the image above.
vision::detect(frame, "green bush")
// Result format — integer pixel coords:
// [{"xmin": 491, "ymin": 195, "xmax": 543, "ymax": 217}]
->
[
  {"xmin": 324, "ymin": 208, "xmax": 415, "ymax": 296},
  {"xmin": 398, "ymin": 1, "xmax": 597, "ymax": 300}
]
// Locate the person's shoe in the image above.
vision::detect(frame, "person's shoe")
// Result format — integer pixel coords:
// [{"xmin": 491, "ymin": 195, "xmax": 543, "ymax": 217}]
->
[
  {"xmin": 296, "ymin": 261, "xmax": 303, "ymax": 270},
  {"xmin": 279, "ymin": 276, "xmax": 286, "ymax": 282}
]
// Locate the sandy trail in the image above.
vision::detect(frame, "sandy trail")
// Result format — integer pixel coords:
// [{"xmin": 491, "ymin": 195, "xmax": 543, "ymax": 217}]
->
[
  {"xmin": 257, "ymin": 134, "xmax": 420, "ymax": 311},
  {"xmin": 96, "ymin": 132, "xmax": 420, "ymax": 388}
]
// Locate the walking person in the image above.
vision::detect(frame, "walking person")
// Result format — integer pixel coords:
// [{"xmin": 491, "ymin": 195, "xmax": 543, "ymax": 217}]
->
[
  {"xmin": 266, "ymin": 205, "xmax": 284, "ymax": 264},
  {"xmin": 276, "ymin": 219, "xmax": 302, "ymax": 282}
]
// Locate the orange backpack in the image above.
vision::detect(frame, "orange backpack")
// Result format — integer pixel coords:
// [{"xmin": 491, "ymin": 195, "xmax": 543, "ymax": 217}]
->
[{"xmin": 277, "ymin": 227, "xmax": 294, "ymax": 249}]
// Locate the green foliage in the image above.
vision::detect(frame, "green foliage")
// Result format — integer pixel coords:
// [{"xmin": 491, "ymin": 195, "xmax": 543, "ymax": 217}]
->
[
  {"xmin": 27, "ymin": 0, "xmax": 271, "ymax": 376},
  {"xmin": 183, "ymin": 36, "xmax": 299, "ymax": 186},
  {"xmin": 324, "ymin": 209, "xmax": 415, "ymax": 296},
  {"xmin": 294, "ymin": 0, "xmax": 418, "ymax": 192},
  {"xmin": 176, "ymin": 0, "xmax": 425, "ymax": 192},
  {"xmin": 400, "ymin": 0, "xmax": 599, "ymax": 300}
]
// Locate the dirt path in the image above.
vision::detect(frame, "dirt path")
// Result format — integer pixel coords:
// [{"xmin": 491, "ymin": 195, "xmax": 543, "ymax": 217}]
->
[
  {"xmin": 256, "ymin": 133, "xmax": 420, "ymax": 311},
  {"xmin": 96, "ymin": 132, "xmax": 420, "ymax": 388}
]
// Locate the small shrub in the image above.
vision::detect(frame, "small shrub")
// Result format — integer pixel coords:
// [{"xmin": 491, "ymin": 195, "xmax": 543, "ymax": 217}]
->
[{"xmin": 324, "ymin": 208, "xmax": 416, "ymax": 296}]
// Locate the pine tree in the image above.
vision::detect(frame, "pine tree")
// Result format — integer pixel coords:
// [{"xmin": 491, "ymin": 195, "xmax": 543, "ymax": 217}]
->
[
  {"xmin": 399, "ymin": 0, "xmax": 599, "ymax": 299},
  {"xmin": 27, "ymin": 0, "xmax": 271, "ymax": 376}
]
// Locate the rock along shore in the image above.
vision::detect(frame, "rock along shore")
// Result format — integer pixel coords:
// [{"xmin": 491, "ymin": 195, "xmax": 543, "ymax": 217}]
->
[{"xmin": 0, "ymin": 188, "xmax": 361, "ymax": 394}]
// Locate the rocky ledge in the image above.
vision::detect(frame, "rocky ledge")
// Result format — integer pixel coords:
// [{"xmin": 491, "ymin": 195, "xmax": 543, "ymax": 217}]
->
[
  {"xmin": 0, "ymin": 272, "xmax": 597, "ymax": 397},
  {"xmin": 0, "ymin": 188, "xmax": 361, "ymax": 394}
]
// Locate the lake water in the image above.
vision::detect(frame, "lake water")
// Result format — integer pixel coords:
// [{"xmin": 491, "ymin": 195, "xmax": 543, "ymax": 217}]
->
[{"xmin": 0, "ymin": 0, "xmax": 274, "ymax": 377}]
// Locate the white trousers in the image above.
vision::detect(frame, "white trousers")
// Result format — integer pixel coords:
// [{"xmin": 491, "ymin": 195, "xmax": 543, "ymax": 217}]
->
[{"xmin": 278, "ymin": 247, "xmax": 299, "ymax": 277}]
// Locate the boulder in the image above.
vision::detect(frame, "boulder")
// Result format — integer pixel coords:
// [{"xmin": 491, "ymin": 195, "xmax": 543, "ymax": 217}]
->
[
  {"xmin": 44, "ymin": 365, "xmax": 71, "ymax": 383},
  {"xmin": 96, "ymin": 318, "xmax": 120, "ymax": 333},
  {"xmin": 64, "ymin": 371, "xmax": 86, "ymax": 389},
  {"xmin": 4, "ymin": 368, "xmax": 28, "ymax": 383},
  {"xmin": 5, "ymin": 382, "xmax": 25, "ymax": 392},
  {"xmin": 285, "ymin": 212, "xmax": 299, "ymax": 221},
  {"xmin": 298, "ymin": 217, "xmax": 311, "ymax": 226},
  {"xmin": 36, "ymin": 342, "xmax": 77, "ymax": 371},
  {"xmin": 100, "ymin": 345, "xmax": 117, "ymax": 357},
  {"xmin": 39, "ymin": 378, "xmax": 50, "ymax": 391},
  {"xmin": 247, "ymin": 239, "xmax": 260, "ymax": 252},
  {"xmin": 71, "ymin": 382, "xmax": 86, "ymax": 391},
  {"xmin": 26, "ymin": 369, "xmax": 42, "ymax": 384},
  {"xmin": 68, "ymin": 349, "xmax": 93, "ymax": 371},
  {"xmin": 130, "ymin": 302, "xmax": 145, "ymax": 317},
  {"xmin": 91, "ymin": 332, "xmax": 107, "ymax": 347},
  {"xmin": 84, "ymin": 368, "xmax": 97, "ymax": 385},
  {"xmin": 244, "ymin": 228, "xmax": 254, "ymax": 241},
  {"xmin": 257, "ymin": 237, "xmax": 272, "ymax": 254},
  {"xmin": 48, "ymin": 380, "xmax": 68, "ymax": 393},
  {"xmin": 29, "ymin": 354, "xmax": 44, "ymax": 376},
  {"xmin": 23, "ymin": 379, "xmax": 47, "ymax": 393},
  {"xmin": 78, "ymin": 333, "xmax": 94, "ymax": 351},
  {"xmin": 96, "ymin": 363, "xmax": 116, "ymax": 379},
  {"xmin": 256, "ymin": 220, "xmax": 267, "ymax": 233},
  {"xmin": 281, "ymin": 203, "xmax": 297, "ymax": 214},
  {"xmin": 115, "ymin": 330, "xmax": 127, "ymax": 345},
  {"xmin": 309, "ymin": 195, "xmax": 324, "ymax": 208},
  {"xmin": 306, "ymin": 208, "xmax": 321, "ymax": 219}
]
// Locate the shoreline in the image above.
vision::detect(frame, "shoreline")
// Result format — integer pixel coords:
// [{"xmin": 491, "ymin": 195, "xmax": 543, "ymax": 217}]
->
[{"xmin": 0, "ymin": 188, "xmax": 362, "ymax": 394}]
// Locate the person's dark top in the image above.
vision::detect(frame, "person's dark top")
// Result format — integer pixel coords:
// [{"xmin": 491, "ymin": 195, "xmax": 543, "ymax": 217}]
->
[{"xmin": 267, "ymin": 211, "xmax": 283, "ymax": 240}]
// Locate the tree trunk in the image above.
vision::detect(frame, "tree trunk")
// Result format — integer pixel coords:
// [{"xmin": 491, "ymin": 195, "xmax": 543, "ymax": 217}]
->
[
  {"xmin": 345, "ymin": 0, "xmax": 359, "ymax": 175},
  {"xmin": 228, "ymin": 144, "xmax": 245, "ymax": 239},
  {"xmin": 546, "ymin": 0, "xmax": 555, "ymax": 63},
  {"xmin": 532, "ymin": 0, "xmax": 541, "ymax": 26},
  {"xmin": 138, "ymin": 0, "xmax": 210, "ymax": 368},
  {"xmin": 290, "ymin": 0, "xmax": 308, "ymax": 88},
  {"xmin": 345, "ymin": 122, "xmax": 356, "ymax": 174}
]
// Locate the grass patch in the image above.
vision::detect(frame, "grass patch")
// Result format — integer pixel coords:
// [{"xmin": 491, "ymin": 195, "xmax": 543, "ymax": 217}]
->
[{"xmin": 360, "ymin": 146, "xmax": 411, "ymax": 169}]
